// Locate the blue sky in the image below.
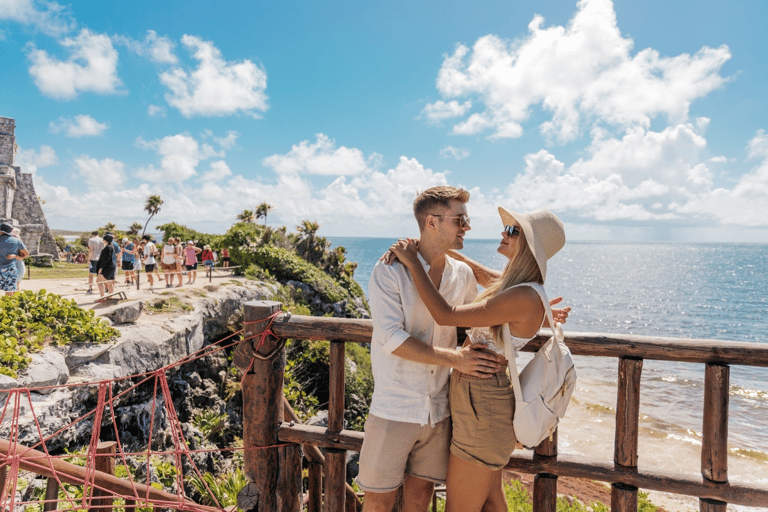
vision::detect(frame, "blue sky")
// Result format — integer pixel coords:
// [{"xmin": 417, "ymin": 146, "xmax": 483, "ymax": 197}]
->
[{"xmin": 2, "ymin": 0, "xmax": 767, "ymax": 242}]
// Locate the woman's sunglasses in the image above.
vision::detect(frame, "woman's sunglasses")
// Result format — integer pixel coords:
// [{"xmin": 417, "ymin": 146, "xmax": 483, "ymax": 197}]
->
[{"xmin": 504, "ymin": 225, "xmax": 521, "ymax": 237}]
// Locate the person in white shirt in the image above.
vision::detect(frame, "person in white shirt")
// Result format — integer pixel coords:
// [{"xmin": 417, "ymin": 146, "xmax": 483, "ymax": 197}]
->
[
  {"xmin": 142, "ymin": 235, "xmax": 158, "ymax": 290},
  {"xmin": 357, "ymin": 186, "xmax": 506, "ymax": 512}
]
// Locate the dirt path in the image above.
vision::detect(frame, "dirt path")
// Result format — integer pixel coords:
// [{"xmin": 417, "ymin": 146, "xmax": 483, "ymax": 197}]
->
[{"xmin": 18, "ymin": 268, "xmax": 245, "ymax": 311}]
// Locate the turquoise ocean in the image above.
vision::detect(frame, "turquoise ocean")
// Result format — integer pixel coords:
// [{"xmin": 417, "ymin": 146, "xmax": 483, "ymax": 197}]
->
[{"xmin": 329, "ymin": 237, "xmax": 768, "ymax": 503}]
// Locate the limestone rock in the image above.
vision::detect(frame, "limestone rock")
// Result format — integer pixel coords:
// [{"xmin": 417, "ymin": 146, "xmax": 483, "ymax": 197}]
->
[
  {"xmin": 18, "ymin": 351, "xmax": 69, "ymax": 393},
  {"xmin": 64, "ymin": 342, "xmax": 116, "ymax": 370},
  {"xmin": 0, "ymin": 374, "xmax": 18, "ymax": 391},
  {"xmin": 98, "ymin": 300, "xmax": 144, "ymax": 324}
]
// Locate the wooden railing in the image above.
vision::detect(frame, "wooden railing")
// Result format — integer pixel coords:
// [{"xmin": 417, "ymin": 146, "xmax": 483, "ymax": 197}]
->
[{"xmin": 240, "ymin": 300, "xmax": 768, "ymax": 512}]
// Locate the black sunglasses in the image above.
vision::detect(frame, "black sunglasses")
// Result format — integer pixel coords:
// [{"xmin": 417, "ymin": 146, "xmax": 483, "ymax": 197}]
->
[{"xmin": 504, "ymin": 225, "xmax": 521, "ymax": 237}]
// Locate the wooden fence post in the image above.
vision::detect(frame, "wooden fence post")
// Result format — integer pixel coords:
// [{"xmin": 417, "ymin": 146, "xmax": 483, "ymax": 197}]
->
[
  {"xmin": 42, "ymin": 477, "xmax": 59, "ymax": 512},
  {"xmin": 700, "ymin": 363, "xmax": 729, "ymax": 512},
  {"xmin": 242, "ymin": 301, "xmax": 301, "ymax": 512},
  {"xmin": 612, "ymin": 357, "xmax": 643, "ymax": 512},
  {"xmin": 533, "ymin": 431, "xmax": 558, "ymax": 512},
  {"xmin": 308, "ymin": 461, "xmax": 323, "ymax": 512},
  {"xmin": 324, "ymin": 340, "xmax": 347, "ymax": 512},
  {"xmin": 92, "ymin": 441, "xmax": 117, "ymax": 512}
]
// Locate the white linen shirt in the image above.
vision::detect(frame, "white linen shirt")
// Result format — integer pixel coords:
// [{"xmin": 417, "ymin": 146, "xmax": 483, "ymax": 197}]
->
[{"xmin": 368, "ymin": 253, "xmax": 478, "ymax": 426}]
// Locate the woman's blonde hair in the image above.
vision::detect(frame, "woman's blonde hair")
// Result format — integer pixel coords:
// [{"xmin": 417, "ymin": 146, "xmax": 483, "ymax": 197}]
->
[{"xmin": 476, "ymin": 231, "xmax": 543, "ymax": 339}]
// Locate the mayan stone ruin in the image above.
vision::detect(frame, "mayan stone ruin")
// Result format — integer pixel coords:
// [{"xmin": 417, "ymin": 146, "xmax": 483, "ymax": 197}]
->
[{"xmin": 0, "ymin": 116, "xmax": 59, "ymax": 259}]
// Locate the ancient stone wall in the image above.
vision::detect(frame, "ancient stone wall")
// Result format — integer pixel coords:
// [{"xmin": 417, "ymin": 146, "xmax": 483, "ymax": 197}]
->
[{"xmin": 0, "ymin": 116, "xmax": 59, "ymax": 258}]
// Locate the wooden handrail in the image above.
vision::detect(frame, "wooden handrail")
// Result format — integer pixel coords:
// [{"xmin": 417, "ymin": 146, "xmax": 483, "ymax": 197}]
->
[
  {"xmin": 249, "ymin": 305, "xmax": 768, "ymax": 512},
  {"xmin": 0, "ymin": 439, "xmax": 219, "ymax": 512},
  {"xmin": 267, "ymin": 313, "xmax": 768, "ymax": 366}
]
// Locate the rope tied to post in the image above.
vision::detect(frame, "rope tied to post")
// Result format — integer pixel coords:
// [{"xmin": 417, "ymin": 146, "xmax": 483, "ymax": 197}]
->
[{"xmin": 238, "ymin": 311, "xmax": 291, "ymax": 377}]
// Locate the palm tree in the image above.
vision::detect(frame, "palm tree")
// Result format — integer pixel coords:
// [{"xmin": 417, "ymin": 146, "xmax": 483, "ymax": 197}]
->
[
  {"xmin": 103, "ymin": 222, "xmax": 117, "ymax": 233},
  {"xmin": 237, "ymin": 210, "xmax": 255, "ymax": 224},
  {"xmin": 296, "ymin": 220, "xmax": 320, "ymax": 260},
  {"xmin": 142, "ymin": 195, "xmax": 163, "ymax": 236},
  {"xmin": 127, "ymin": 222, "xmax": 143, "ymax": 236},
  {"xmin": 255, "ymin": 202, "xmax": 274, "ymax": 225}
]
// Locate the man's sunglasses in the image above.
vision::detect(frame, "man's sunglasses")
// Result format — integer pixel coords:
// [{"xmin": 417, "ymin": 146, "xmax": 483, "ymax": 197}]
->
[
  {"xmin": 430, "ymin": 213, "xmax": 471, "ymax": 228},
  {"xmin": 504, "ymin": 225, "xmax": 521, "ymax": 237}
]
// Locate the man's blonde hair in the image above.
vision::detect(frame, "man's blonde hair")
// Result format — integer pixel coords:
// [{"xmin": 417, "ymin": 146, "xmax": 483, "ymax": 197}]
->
[{"xmin": 412, "ymin": 186, "xmax": 470, "ymax": 231}]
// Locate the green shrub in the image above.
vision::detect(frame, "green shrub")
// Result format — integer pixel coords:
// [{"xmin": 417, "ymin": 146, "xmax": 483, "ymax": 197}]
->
[
  {"xmin": 251, "ymin": 245, "xmax": 350, "ymax": 303},
  {"xmin": 0, "ymin": 290, "xmax": 119, "ymax": 378}
]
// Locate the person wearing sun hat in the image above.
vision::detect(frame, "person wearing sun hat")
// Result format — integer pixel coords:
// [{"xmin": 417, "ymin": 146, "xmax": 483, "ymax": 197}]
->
[
  {"xmin": 390, "ymin": 207, "xmax": 566, "ymax": 512},
  {"xmin": 0, "ymin": 222, "xmax": 29, "ymax": 295}
]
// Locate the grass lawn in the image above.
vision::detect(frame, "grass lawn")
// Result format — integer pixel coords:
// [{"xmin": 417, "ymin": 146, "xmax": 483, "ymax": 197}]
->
[{"xmin": 24, "ymin": 261, "xmax": 91, "ymax": 280}]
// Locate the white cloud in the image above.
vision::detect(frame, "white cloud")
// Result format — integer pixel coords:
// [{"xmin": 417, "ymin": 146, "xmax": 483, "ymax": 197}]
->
[
  {"xmin": 135, "ymin": 133, "xmax": 205, "ymax": 183},
  {"xmin": 214, "ymin": 131, "xmax": 239, "ymax": 150},
  {"xmin": 262, "ymin": 134, "xmax": 376, "ymax": 176},
  {"xmin": 439, "ymin": 145, "xmax": 470, "ymax": 160},
  {"xmin": 114, "ymin": 29, "xmax": 177, "ymax": 64},
  {"xmin": 159, "ymin": 35, "xmax": 268, "ymax": 118},
  {"xmin": 420, "ymin": 100, "xmax": 472, "ymax": 122},
  {"xmin": 0, "ymin": 0, "xmax": 74, "ymax": 36},
  {"xmin": 427, "ymin": 0, "xmax": 730, "ymax": 143},
  {"xmin": 747, "ymin": 129, "xmax": 768, "ymax": 160},
  {"xmin": 15, "ymin": 145, "xmax": 58, "ymax": 173},
  {"xmin": 148, "ymin": 105, "xmax": 167, "ymax": 117},
  {"xmin": 27, "ymin": 28, "xmax": 122, "ymax": 100},
  {"xmin": 49, "ymin": 114, "xmax": 108, "ymax": 137},
  {"xmin": 201, "ymin": 160, "xmax": 232, "ymax": 182},
  {"xmin": 74, "ymin": 155, "xmax": 126, "ymax": 189}
]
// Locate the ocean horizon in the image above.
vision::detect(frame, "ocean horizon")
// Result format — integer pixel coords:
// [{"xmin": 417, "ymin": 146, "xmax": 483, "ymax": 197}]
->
[{"xmin": 329, "ymin": 236, "xmax": 768, "ymax": 501}]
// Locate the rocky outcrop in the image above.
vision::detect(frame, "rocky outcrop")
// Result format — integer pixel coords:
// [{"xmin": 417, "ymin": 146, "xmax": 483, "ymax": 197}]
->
[
  {"xmin": 1, "ymin": 280, "xmax": 277, "ymax": 451},
  {"xmin": 99, "ymin": 300, "xmax": 145, "ymax": 324}
]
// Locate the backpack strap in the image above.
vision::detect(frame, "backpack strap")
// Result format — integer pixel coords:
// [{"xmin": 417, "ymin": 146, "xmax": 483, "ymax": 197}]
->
[{"xmin": 502, "ymin": 283, "xmax": 556, "ymax": 406}]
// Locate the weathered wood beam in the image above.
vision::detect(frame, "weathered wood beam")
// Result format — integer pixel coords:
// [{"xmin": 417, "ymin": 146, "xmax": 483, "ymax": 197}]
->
[
  {"xmin": 503, "ymin": 452, "xmax": 768, "ymax": 508},
  {"xmin": 268, "ymin": 314, "xmax": 768, "ymax": 366},
  {"xmin": 0, "ymin": 439, "xmax": 217, "ymax": 512}
]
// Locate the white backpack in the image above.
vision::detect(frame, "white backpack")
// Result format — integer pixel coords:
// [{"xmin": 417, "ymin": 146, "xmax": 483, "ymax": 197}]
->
[{"xmin": 502, "ymin": 285, "xmax": 576, "ymax": 448}]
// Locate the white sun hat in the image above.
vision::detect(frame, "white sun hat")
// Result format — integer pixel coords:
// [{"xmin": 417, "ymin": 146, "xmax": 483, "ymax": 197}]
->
[{"xmin": 498, "ymin": 207, "xmax": 565, "ymax": 283}]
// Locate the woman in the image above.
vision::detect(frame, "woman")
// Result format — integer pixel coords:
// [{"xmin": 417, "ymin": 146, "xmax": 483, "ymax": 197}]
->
[
  {"xmin": 183, "ymin": 241, "xmax": 201, "ymax": 284},
  {"xmin": 390, "ymin": 208, "xmax": 566, "ymax": 512},
  {"xmin": 96, "ymin": 233, "xmax": 117, "ymax": 297},
  {"xmin": 0, "ymin": 223, "xmax": 28, "ymax": 296},
  {"xmin": 10, "ymin": 227, "xmax": 26, "ymax": 290},
  {"xmin": 161, "ymin": 237, "xmax": 179, "ymax": 287},
  {"xmin": 201, "ymin": 245, "xmax": 215, "ymax": 278},
  {"xmin": 122, "ymin": 238, "xmax": 137, "ymax": 285},
  {"xmin": 221, "ymin": 247, "xmax": 230, "ymax": 268}
]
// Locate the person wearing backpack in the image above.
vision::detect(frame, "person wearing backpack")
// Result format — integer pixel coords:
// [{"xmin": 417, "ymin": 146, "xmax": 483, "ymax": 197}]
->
[{"xmin": 390, "ymin": 208, "xmax": 567, "ymax": 512}]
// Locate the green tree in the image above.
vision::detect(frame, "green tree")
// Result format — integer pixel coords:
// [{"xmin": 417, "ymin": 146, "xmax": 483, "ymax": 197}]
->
[
  {"xmin": 255, "ymin": 202, "xmax": 273, "ymax": 225},
  {"xmin": 127, "ymin": 222, "xmax": 143, "ymax": 236},
  {"xmin": 142, "ymin": 195, "xmax": 163, "ymax": 236},
  {"xmin": 237, "ymin": 209, "xmax": 255, "ymax": 224},
  {"xmin": 103, "ymin": 222, "xmax": 117, "ymax": 233}
]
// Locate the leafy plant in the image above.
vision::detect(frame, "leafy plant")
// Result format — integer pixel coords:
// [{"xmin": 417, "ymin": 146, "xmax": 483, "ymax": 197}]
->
[
  {"xmin": 0, "ymin": 291, "xmax": 119, "ymax": 377},
  {"xmin": 187, "ymin": 468, "xmax": 247, "ymax": 507},
  {"xmin": 192, "ymin": 410, "xmax": 229, "ymax": 443}
]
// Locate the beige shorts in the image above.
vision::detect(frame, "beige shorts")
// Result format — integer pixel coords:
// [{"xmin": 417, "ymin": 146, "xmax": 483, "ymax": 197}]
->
[
  {"xmin": 355, "ymin": 414, "xmax": 451, "ymax": 493},
  {"xmin": 450, "ymin": 370, "xmax": 516, "ymax": 470}
]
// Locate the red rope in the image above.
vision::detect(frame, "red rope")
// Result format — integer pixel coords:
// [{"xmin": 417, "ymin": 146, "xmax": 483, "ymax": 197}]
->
[{"xmin": 0, "ymin": 315, "xmax": 291, "ymax": 512}]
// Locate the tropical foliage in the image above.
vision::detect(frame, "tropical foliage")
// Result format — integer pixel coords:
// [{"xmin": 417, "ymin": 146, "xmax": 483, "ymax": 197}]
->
[
  {"xmin": 143, "ymin": 195, "xmax": 163, "ymax": 236},
  {"xmin": 0, "ymin": 290, "xmax": 119, "ymax": 377}
]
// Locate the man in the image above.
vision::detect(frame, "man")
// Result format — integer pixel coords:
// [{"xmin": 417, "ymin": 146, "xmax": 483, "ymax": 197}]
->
[
  {"xmin": 0, "ymin": 223, "xmax": 28, "ymax": 296},
  {"xmin": 142, "ymin": 234, "xmax": 158, "ymax": 290},
  {"xmin": 87, "ymin": 230, "xmax": 104, "ymax": 294},
  {"xmin": 356, "ymin": 186, "xmax": 506, "ymax": 512}
]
